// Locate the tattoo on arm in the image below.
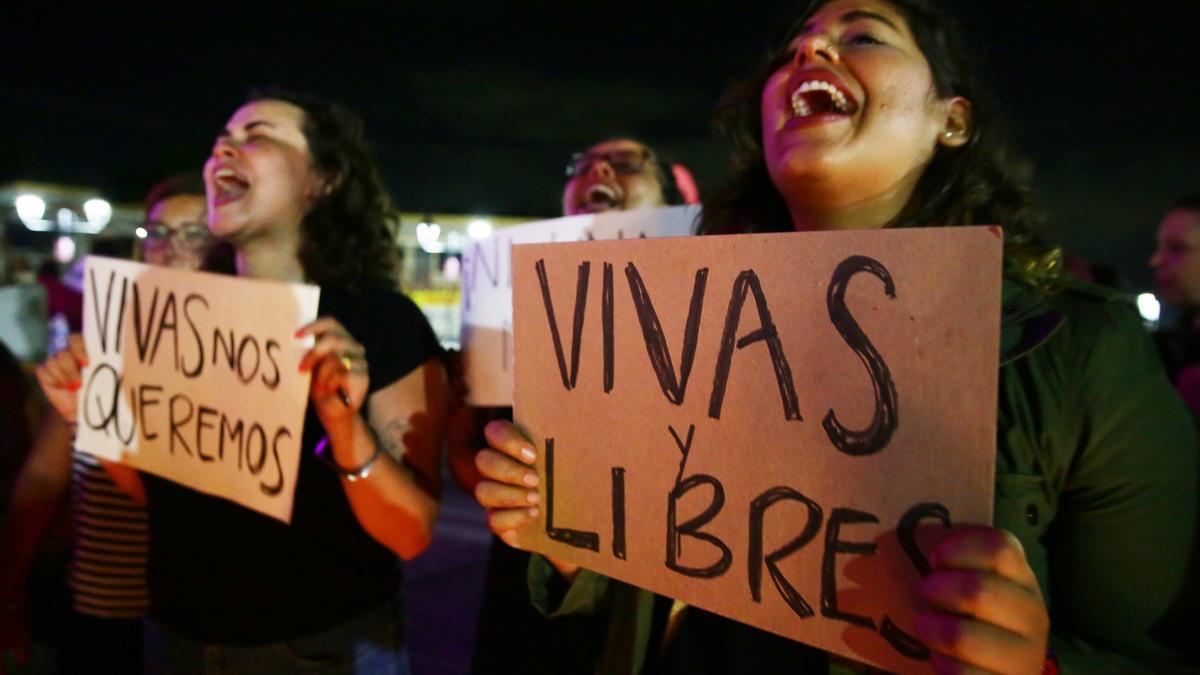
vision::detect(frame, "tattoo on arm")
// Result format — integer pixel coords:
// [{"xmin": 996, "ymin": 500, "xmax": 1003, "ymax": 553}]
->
[{"xmin": 375, "ymin": 418, "xmax": 412, "ymax": 462}]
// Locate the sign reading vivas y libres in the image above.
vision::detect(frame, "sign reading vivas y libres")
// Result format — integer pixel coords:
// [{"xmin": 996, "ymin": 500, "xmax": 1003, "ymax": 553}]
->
[
  {"xmin": 76, "ymin": 256, "xmax": 320, "ymax": 523},
  {"xmin": 512, "ymin": 227, "xmax": 1002, "ymax": 673}
]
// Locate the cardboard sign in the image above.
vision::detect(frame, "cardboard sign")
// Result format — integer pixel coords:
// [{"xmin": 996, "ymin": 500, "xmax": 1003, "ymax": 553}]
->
[
  {"xmin": 513, "ymin": 227, "xmax": 1002, "ymax": 673},
  {"xmin": 76, "ymin": 257, "xmax": 320, "ymax": 523},
  {"xmin": 460, "ymin": 204, "xmax": 699, "ymax": 405}
]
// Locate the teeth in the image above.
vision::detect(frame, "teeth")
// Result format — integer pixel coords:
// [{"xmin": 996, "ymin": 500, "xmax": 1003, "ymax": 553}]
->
[
  {"xmin": 215, "ymin": 168, "xmax": 237, "ymax": 179},
  {"xmin": 790, "ymin": 80, "xmax": 851, "ymax": 117}
]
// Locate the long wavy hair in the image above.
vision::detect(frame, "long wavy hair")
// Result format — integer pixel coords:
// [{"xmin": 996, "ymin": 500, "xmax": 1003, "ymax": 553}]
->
[
  {"xmin": 698, "ymin": 0, "xmax": 1058, "ymax": 282},
  {"xmin": 246, "ymin": 87, "xmax": 399, "ymax": 289}
]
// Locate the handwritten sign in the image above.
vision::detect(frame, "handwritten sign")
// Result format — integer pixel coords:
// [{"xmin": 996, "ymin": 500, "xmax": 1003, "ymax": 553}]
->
[
  {"xmin": 512, "ymin": 228, "xmax": 1002, "ymax": 673},
  {"xmin": 460, "ymin": 204, "xmax": 698, "ymax": 405},
  {"xmin": 76, "ymin": 257, "xmax": 320, "ymax": 523}
]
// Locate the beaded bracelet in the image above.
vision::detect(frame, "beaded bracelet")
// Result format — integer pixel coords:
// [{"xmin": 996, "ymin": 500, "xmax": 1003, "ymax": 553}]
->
[{"xmin": 314, "ymin": 436, "xmax": 381, "ymax": 482}]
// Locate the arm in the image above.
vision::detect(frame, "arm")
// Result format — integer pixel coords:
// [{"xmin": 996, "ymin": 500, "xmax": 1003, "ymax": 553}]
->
[
  {"xmin": 1044, "ymin": 303, "xmax": 1198, "ymax": 670},
  {"xmin": 300, "ymin": 317, "xmax": 447, "ymax": 560},
  {"xmin": 0, "ymin": 408, "xmax": 73, "ymax": 674}
]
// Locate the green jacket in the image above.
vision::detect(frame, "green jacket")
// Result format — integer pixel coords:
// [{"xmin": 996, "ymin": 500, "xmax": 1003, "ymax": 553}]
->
[{"xmin": 529, "ymin": 278, "xmax": 1199, "ymax": 673}]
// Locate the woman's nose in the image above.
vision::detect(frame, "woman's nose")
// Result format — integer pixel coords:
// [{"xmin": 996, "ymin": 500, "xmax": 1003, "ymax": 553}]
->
[{"xmin": 794, "ymin": 33, "xmax": 840, "ymax": 66}]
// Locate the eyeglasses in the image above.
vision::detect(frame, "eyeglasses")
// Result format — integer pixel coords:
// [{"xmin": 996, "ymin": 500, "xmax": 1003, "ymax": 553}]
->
[
  {"xmin": 140, "ymin": 222, "xmax": 213, "ymax": 249},
  {"xmin": 565, "ymin": 148, "xmax": 652, "ymax": 178}
]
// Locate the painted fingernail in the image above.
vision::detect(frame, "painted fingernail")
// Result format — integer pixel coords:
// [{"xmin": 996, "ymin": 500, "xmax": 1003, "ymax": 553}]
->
[
  {"xmin": 527, "ymin": 507, "xmax": 540, "ymax": 518},
  {"xmin": 79, "ymin": 358, "xmax": 89, "ymax": 367},
  {"xmin": 294, "ymin": 328, "xmax": 305, "ymax": 338},
  {"xmin": 526, "ymin": 491, "xmax": 540, "ymax": 505},
  {"xmin": 520, "ymin": 447, "xmax": 537, "ymax": 462},
  {"xmin": 522, "ymin": 472, "xmax": 540, "ymax": 487},
  {"xmin": 69, "ymin": 381, "xmax": 82, "ymax": 391}
]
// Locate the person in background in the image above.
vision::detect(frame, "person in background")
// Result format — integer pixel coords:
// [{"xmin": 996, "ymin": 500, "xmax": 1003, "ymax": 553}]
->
[
  {"xmin": 0, "ymin": 174, "xmax": 210, "ymax": 675},
  {"xmin": 1150, "ymin": 195, "xmax": 1200, "ymax": 411},
  {"xmin": 38, "ymin": 89, "xmax": 448, "ymax": 674},
  {"xmin": 454, "ymin": 137, "xmax": 693, "ymax": 674},
  {"xmin": 473, "ymin": 1, "xmax": 1198, "ymax": 672}
]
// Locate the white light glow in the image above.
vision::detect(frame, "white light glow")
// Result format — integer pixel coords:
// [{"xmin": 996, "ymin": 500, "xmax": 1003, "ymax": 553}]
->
[
  {"xmin": 15, "ymin": 194, "xmax": 46, "ymax": 224},
  {"xmin": 445, "ymin": 231, "xmax": 464, "ymax": 252},
  {"xmin": 83, "ymin": 198, "xmax": 113, "ymax": 227},
  {"xmin": 135, "ymin": 226, "xmax": 148, "ymax": 239},
  {"xmin": 53, "ymin": 236, "xmax": 76, "ymax": 263},
  {"xmin": 1137, "ymin": 293, "xmax": 1161, "ymax": 323},
  {"xmin": 468, "ymin": 219, "xmax": 493, "ymax": 240},
  {"xmin": 416, "ymin": 222, "xmax": 445, "ymax": 254}
]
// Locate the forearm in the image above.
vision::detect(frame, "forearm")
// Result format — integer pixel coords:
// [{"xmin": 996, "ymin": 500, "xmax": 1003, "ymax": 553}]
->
[
  {"xmin": 329, "ymin": 415, "xmax": 439, "ymax": 560},
  {"xmin": 0, "ymin": 413, "xmax": 73, "ymax": 594}
]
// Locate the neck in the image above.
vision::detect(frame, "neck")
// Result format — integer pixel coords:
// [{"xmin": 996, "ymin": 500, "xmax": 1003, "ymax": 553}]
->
[
  {"xmin": 234, "ymin": 224, "xmax": 305, "ymax": 283},
  {"xmin": 780, "ymin": 169, "xmax": 922, "ymax": 233}
]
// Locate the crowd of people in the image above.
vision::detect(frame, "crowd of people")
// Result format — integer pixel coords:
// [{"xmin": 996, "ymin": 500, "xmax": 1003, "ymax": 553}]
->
[{"xmin": 1, "ymin": 1, "xmax": 1198, "ymax": 674}]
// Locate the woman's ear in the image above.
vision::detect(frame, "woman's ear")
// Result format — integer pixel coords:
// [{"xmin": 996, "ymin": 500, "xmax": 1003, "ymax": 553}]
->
[{"xmin": 938, "ymin": 96, "xmax": 973, "ymax": 148}]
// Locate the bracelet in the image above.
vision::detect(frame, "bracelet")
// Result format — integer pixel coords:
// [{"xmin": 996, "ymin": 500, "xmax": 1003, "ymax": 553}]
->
[{"xmin": 314, "ymin": 436, "xmax": 381, "ymax": 482}]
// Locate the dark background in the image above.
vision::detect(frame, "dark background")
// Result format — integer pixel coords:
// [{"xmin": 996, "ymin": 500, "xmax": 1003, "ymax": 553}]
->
[{"xmin": 4, "ymin": 1, "xmax": 1198, "ymax": 290}]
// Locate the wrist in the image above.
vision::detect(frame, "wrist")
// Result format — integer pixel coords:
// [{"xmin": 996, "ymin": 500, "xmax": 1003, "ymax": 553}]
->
[{"xmin": 315, "ymin": 427, "xmax": 382, "ymax": 483}]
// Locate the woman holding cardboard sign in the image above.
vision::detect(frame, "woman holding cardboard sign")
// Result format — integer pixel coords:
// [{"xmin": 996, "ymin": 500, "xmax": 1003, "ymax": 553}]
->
[
  {"xmin": 473, "ymin": 0, "xmax": 1198, "ymax": 673},
  {"xmin": 37, "ymin": 89, "xmax": 448, "ymax": 673}
]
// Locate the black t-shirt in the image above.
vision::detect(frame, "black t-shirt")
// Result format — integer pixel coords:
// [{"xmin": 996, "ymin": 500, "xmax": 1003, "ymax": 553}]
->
[{"xmin": 144, "ymin": 285, "xmax": 442, "ymax": 644}]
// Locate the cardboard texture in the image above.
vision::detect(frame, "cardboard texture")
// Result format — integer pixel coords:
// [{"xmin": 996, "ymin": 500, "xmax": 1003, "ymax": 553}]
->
[
  {"xmin": 512, "ymin": 227, "xmax": 1003, "ymax": 673},
  {"xmin": 75, "ymin": 256, "xmax": 320, "ymax": 523},
  {"xmin": 460, "ymin": 204, "xmax": 699, "ymax": 405}
]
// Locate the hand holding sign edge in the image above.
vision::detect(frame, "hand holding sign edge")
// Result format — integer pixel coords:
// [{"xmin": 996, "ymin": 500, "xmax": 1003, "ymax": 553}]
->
[
  {"xmin": 34, "ymin": 332, "xmax": 88, "ymax": 425},
  {"xmin": 915, "ymin": 525, "xmax": 1049, "ymax": 674},
  {"xmin": 297, "ymin": 316, "xmax": 369, "ymax": 433},
  {"xmin": 477, "ymin": 420, "xmax": 581, "ymax": 582}
]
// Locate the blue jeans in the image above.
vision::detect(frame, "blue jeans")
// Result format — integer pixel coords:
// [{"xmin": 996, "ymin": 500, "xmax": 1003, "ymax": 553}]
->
[{"xmin": 143, "ymin": 599, "xmax": 409, "ymax": 675}]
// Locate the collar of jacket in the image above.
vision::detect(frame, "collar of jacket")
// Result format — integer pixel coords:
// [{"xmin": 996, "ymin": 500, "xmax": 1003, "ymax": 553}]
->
[{"xmin": 999, "ymin": 276, "xmax": 1065, "ymax": 365}]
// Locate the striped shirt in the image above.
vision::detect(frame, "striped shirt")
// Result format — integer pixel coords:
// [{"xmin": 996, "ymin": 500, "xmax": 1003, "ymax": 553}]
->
[{"xmin": 68, "ymin": 452, "xmax": 148, "ymax": 618}]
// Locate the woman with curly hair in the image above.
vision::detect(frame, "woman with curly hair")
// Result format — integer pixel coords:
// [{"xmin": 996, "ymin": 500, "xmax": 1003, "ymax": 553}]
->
[
  {"xmin": 37, "ymin": 89, "xmax": 448, "ymax": 674},
  {"xmin": 473, "ymin": 1, "xmax": 1198, "ymax": 673}
]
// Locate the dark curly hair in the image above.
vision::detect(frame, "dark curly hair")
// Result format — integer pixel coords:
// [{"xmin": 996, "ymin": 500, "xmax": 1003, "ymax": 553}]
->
[
  {"xmin": 698, "ymin": 0, "xmax": 1057, "ymax": 277},
  {"xmin": 245, "ymin": 86, "xmax": 399, "ymax": 289}
]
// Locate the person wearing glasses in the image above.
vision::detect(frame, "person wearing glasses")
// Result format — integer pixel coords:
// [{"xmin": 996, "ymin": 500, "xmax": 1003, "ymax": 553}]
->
[
  {"xmin": 561, "ymin": 138, "xmax": 685, "ymax": 217},
  {"xmin": 459, "ymin": 138, "xmax": 694, "ymax": 674},
  {"xmin": 137, "ymin": 174, "xmax": 214, "ymax": 270},
  {"xmin": 0, "ymin": 174, "xmax": 208, "ymax": 675}
]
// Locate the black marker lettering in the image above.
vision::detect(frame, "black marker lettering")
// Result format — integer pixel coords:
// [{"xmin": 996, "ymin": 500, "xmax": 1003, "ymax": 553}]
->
[
  {"xmin": 709, "ymin": 270, "xmax": 801, "ymax": 421},
  {"xmin": 626, "ymin": 264, "xmax": 707, "ymax": 406},
  {"xmin": 236, "ymin": 335, "xmax": 261, "ymax": 384},
  {"xmin": 666, "ymin": 474, "xmax": 732, "ymax": 578},
  {"xmin": 878, "ymin": 502, "xmax": 952, "ymax": 661},
  {"xmin": 168, "ymin": 394, "xmax": 194, "ymax": 456},
  {"xmin": 543, "ymin": 438, "xmax": 600, "ymax": 551},
  {"xmin": 137, "ymin": 384, "xmax": 162, "ymax": 440},
  {"xmin": 245, "ymin": 424, "xmax": 268, "ymax": 475},
  {"xmin": 603, "ymin": 263, "xmax": 614, "ymax": 393},
  {"xmin": 180, "ymin": 294, "xmax": 208, "ymax": 378},
  {"xmin": 131, "ymin": 283, "xmax": 161, "ymax": 364},
  {"xmin": 824, "ymin": 255, "xmax": 899, "ymax": 456},
  {"xmin": 262, "ymin": 340, "xmax": 281, "ymax": 389},
  {"xmin": 261, "ymin": 427, "xmax": 290, "ymax": 496},
  {"xmin": 149, "ymin": 292, "xmax": 178, "ymax": 369},
  {"xmin": 611, "ymin": 467, "xmax": 626, "ymax": 560},
  {"xmin": 535, "ymin": 259, "xmax": 590, "ymax": 390},
  {"xmin": 195, "ymin": 406, "xmax": 218, "ymax": 462},
  {"xmin": 821, "ymin": 507, "xmax": 878, "ymax": 629},
  {"xmin": 748, "ymin": 486, "xmax": 824, "ymax": 619},
  {"xmin": 220, "ymin": 416, "xmax": 244, "ymax": 464}
]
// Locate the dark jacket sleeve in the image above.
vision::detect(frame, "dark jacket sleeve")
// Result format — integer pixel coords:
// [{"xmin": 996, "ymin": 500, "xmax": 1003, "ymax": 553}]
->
[{"xmin": 1048, "ymin": 298, "xmax": 1198, "ymax": 672}]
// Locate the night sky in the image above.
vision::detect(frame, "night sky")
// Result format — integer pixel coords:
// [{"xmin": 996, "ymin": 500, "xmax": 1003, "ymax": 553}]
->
[{"xmin": 4, "ymin": 1, "xmax": 1198, "ymax": 290}]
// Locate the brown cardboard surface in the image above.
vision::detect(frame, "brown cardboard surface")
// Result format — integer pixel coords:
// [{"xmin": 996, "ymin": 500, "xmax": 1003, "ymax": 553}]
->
[{"xmin": 512, "ymin": 227, "xmax": 1002, "ymax": 673}]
